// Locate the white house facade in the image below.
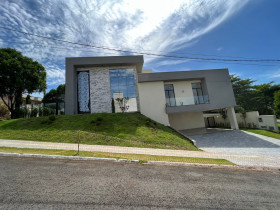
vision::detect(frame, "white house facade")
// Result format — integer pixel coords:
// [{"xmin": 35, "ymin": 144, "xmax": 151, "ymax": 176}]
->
[{"xmin": 65, "ymin": 55, "xmax": 239, "ymax": 132}]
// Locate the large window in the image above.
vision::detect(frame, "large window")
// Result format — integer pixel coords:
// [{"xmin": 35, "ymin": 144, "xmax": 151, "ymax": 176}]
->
[
  {"xmin": 192, "ymin": 82, "xmax": 205, "ymax": 104},
  {"xmin": 164, "ymin": 84, "xmax": 176, "ymax": 107},
  {"xmin": 109, "ymin": 69, "xmax": 137, "ymax": 112}
]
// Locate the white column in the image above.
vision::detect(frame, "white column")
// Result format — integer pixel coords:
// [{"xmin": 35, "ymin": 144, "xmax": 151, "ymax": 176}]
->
[{"xmin": 227, "ymin": 106, "xmax": 239, "ymax": 130}]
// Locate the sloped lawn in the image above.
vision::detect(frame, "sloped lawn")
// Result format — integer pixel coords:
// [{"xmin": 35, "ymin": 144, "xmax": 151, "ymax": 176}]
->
[{"xmin": 0, "ymin": 113, "xmax": 198, "ymax": 151}]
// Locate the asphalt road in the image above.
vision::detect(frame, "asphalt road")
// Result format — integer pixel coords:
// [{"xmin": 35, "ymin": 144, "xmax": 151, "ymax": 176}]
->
[{"xmin": 0, "ymin": 157, "xmax": 280, "ymax": 209}]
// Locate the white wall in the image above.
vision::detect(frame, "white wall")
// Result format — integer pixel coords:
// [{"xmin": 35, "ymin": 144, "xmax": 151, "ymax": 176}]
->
[
  {"xmin": 164, "ymin": 80, "xmax": 200, "ymax": 106},
  {"xmin": 204, "ymin": 111, "xmax": 279, "ymax": 133},
  {"xmin": 168, "ymin": 112, "xmax": 205, "ymax": 130},
  {"xmin": 259, "ymin": 115, "xmax": 279, "ymax": 133},
  {"xmin": 138, "ymin": 81, "xmax": 170, "ymax": 126}
]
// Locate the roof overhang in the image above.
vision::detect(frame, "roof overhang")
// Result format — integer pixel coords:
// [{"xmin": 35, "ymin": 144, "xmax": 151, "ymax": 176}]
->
[{"xmin": 66, "ymin": 55, "xmax": 144, "ymax": 73}]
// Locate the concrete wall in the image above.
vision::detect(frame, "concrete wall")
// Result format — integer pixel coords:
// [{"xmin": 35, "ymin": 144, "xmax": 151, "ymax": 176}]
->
[
  {"xmin": 138, "ymin": 69, "xmax": 236, "ymax": 113},
  {"xmin": 205, "ymin": 111, "xmax": 279, "ymax": 133},
  {"xmin": 168, "ymin": 112, "xmax": 205, "ymax": 130},
  {"xmin": 138, "ymin": 81, "xmax": 170, "ymax": 126},
  {"xmin": 259, "ymin": 115, "xmax": 279, "ymax": 133}
]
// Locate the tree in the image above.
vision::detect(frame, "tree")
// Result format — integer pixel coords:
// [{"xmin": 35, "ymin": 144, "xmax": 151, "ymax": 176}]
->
[
  {"xmin": 274, "ymin": 90, "xmax": 280, "ymax": 117},
  {"xmin": 115, "ymin": 97, "xmax": 130, "ymax": 113},
  {"xmin": 43, "ymin": 84, "xmax": 65, "ymax": 115},
  {"xmin": 230, "ymin": 75, "xmax": 280, "ymax": 115},
  {"xmin": 26, "ymin": 95, "xmax": 31, "ymax": 104},
  {"xmin": 254, "ymin": 82, "xmax": 280, "ymax": 115},
  {"xmin": 230, "ymin": 75, "xmax": 257, "ymax": 111},
  {"xmin": 0, "ymin": 48, "xmax": 46, "ymax": 118}
]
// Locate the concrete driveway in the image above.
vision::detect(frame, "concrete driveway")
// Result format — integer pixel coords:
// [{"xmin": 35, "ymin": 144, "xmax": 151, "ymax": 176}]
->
[{"xmin": 188, "ymin": 129, "xmax": 280, "ymax": 157}]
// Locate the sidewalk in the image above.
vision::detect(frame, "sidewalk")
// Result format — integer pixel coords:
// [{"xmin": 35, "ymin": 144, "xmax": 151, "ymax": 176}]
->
[{"xmin": 0, "ymin": 139, "xmax": 280, "ymax": 168}]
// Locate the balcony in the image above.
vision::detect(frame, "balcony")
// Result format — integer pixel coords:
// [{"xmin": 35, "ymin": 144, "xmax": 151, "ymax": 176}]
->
[{"xmin": 165, "ymin": 95, "xmax": 210, "ymax": 114}]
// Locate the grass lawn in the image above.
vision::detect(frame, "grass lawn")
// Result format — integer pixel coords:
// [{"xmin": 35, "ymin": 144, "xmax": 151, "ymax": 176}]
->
[
  {"xmin": 242, "ymin": 128, "xmax": 280, "ymax": 140},
  {"xmin": 0, "ymin": 113, "xmax": 198, "ymax": 151},
  {"xmin": 0, "ymin": 147, "xmax": 234, "ymax": 166}
]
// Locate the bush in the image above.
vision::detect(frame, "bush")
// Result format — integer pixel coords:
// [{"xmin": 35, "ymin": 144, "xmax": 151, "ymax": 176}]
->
[
  {"xmin": 0, "ymin": 104, "xmax": 9, "ymax": 119},
  {"xmin": 43, "ymin": 107, "xmax": 50, "ymax": 116},
  {"xmin": 30, "ymin": 108, "xmax": 38, "ymax": 118},
  {"xmin": 48, "ymin": 115, "xmax": 56, "ymax": 121},
  {"xmin": 39, "ymin": 107, "xmax": 43, "ymax": 117}
]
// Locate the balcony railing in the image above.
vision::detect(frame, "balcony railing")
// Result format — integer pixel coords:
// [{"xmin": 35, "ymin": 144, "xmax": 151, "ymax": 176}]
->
[{"xmin": 165, "ymin": 95, "xmax": 209, "ymax": 107}]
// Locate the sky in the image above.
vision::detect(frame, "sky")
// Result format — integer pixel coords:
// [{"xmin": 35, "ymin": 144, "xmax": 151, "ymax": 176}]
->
[{"xmin": 0, "ymin": 0, "xmax": 280, "ymax": 97}]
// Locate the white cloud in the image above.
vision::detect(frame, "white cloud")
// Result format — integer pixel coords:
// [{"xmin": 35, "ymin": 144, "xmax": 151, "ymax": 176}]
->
[
  {"xmin": 269, "ymin": 71, "xmax": 280, "ymax": 78},
  {"xmin": 0, "ymin": 0, "xmax": 249, "ymax": 87}
]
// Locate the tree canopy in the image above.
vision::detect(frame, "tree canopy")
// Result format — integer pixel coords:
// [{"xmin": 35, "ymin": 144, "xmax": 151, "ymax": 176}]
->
[
  {"xmin": 231, "ymin": 75, "xmax": 280, "ymax": 115},
  {"xmin": 0, "ymin": 48, "xmax": 46, "ymax": 118},
  {"xmin": 43, "ymin": 84, "xmax": 65, "ymax": 103}
]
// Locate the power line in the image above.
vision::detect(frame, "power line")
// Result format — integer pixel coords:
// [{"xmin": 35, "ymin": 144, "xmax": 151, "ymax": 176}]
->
[
  {"xmin": 3, "ymin": 40, "xmax": 280, "ymax": 67},
  {"xmin": 3, "ymin": 39, "xmax": 278, "ymax": 61},
  {"xmin": 1, "ymin": 26, "xmax": 280, "ymax": 63}
]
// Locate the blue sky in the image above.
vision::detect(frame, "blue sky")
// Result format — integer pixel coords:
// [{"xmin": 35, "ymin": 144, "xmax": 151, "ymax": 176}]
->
[{"xmin": 0, "ymin": 0, "xmax": 279, "ymax": 97}]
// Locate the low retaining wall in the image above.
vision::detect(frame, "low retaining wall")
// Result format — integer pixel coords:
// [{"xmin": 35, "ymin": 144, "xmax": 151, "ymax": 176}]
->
[{"xmin": 204, "ymin": 111, "xmax": 279, "ymax": 133}]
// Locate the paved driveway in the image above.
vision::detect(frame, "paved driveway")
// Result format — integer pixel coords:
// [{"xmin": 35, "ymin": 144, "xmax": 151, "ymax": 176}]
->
[{"xmin": 189, "ymin": 130, "xmax": 280, "ymax": 157}]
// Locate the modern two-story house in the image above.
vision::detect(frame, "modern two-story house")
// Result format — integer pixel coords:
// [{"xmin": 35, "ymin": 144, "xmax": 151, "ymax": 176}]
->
[{"xmin": 65, "ymin": 55, "xmax": 239, "ymax": 132}]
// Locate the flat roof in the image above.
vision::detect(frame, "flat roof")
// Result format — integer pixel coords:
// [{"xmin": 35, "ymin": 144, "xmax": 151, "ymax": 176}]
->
[
  {"xmin": 138, "ymin": 68, "xmax": 230, "ymax": 82},
  {"xmin": 66, "ymin": 55, "xmax": 144, "ymax": 73}
]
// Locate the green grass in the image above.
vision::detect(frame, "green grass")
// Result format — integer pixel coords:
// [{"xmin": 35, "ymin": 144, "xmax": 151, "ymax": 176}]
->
[
  {"xmin": 0, "ymin": 113, "xmax": 198, "ymax": 150},
  {"xmin": 242, "ymin": 128, "xmax": 280, "ymax": 140},
  {"xmin": 0, "ymin": 147, "xmax": 234, "ymax": 166}
]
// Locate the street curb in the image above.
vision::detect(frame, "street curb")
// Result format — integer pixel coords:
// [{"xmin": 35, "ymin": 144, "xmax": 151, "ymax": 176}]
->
[
  {"xmin": 0, "ymin": 152, "xmax": 140, "ymax": 163},
  {"xmin": 146, "ymin": 161, "xmax": 280, "ymax": 172},
  {"xmin": 0, "ymin": 152, "xmax": 279, "ymax": 171}
]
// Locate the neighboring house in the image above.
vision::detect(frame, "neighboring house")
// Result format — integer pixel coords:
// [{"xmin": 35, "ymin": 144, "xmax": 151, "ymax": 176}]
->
[
  {"xmin": 65, "ymin": 55, "xmax": 239, "ymax": 131},
  {"xmin": 0, "ymin": 94, "xmax": 42, "ymax": 106},
  {"xmin": 22, "ymin": 94, "xmax": 43, "ymax": 105}
]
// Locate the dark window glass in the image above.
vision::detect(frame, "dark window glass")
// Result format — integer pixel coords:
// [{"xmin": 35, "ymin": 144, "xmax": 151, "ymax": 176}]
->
[
  {"xmin": 164, "ymin": 84, "xmax": 176, "ymax": 106},
  {"xmin": 192, "ymin": 82, "xmax": 205, "ymax": 104}
]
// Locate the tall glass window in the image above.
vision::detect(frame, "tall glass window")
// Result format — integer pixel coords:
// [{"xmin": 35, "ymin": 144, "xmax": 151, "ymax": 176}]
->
[
  {"xmin": 109, "ymin": 69, "xmax": 137, "ymax": 112},
  {"xmin": 164, "ymin": 84, "xmax": 176, "ymax": 106},
  {"xmin": 192, "ymin": 82, "xmax": 205, "ymax": 104}
]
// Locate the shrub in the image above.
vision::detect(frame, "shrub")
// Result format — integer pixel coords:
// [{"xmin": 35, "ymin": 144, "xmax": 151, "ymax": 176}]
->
[
  {"xmin": 0, "ymin": 104, "xmax": 9, "ymax": 119},
  {"xmin": 48, "ymin": 115, "xmax": 56, "ymax": 121},
  {"xmin": 97, "ymin": 117, "xmax": 103, "ymax": 121},
  {"xmin": 39, "ymin": 107, "xmax": 43, "ymax": 117},
  {"xmin": 14, "ymin": 108, "xmax": 24, "ymax": 118},
  {"xmin": 43, "ymin": 107, "xmax": 50, "ymax": 116},
  {"xmin": 21, "ymin": 107, "xmax": 30, "ymax": 118},
  {"xmin": 50, "ymin": 109, "xmax": 55, "ymax": 115},
  {"xmin": 30, "ymin": 108, "xmax": 38, "ymax": 118}
]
